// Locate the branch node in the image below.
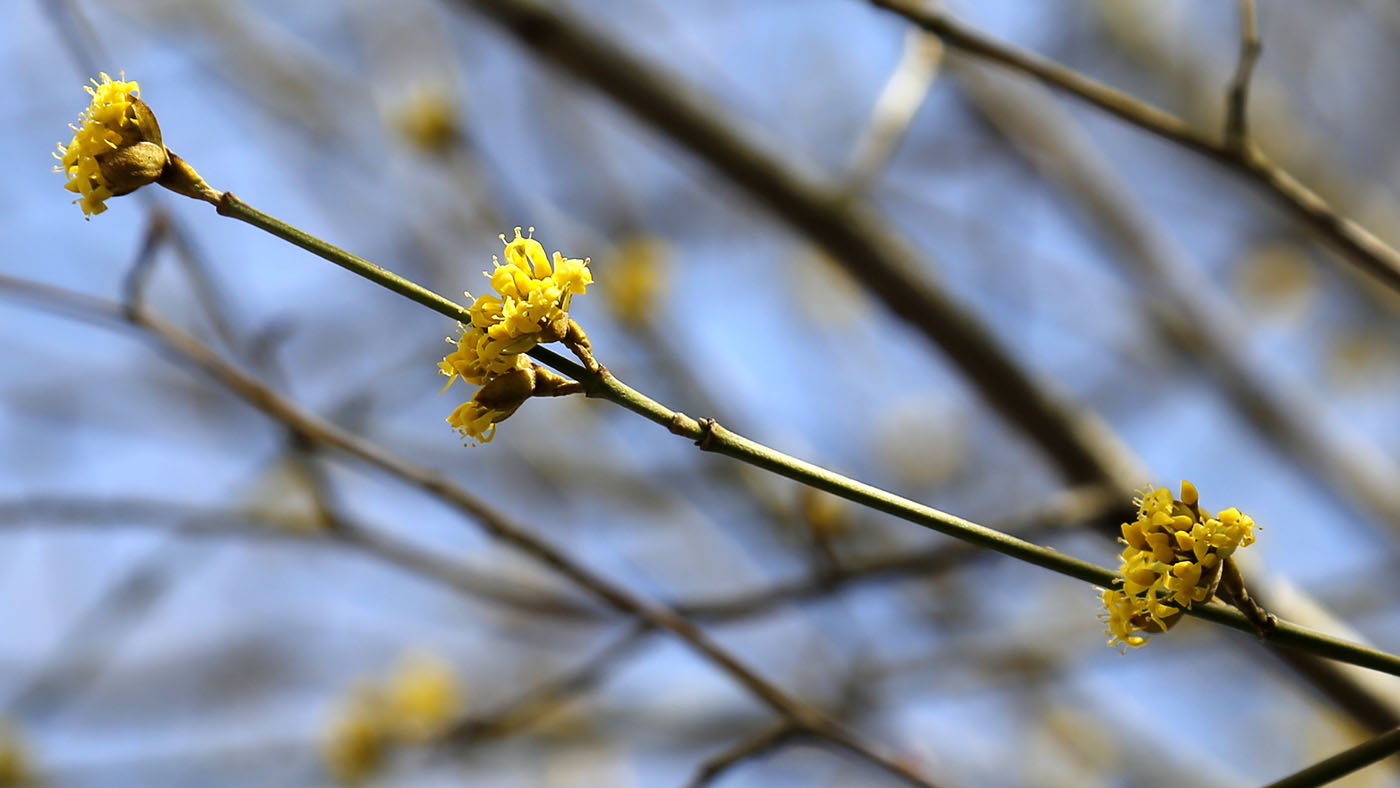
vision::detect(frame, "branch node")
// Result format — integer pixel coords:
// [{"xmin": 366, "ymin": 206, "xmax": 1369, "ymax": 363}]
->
[{"xmin": 695, "ymin": 418, "xmax": 718, "ymax": 451}]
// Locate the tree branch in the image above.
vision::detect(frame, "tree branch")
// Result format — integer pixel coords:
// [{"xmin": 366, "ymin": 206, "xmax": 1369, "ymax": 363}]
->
[
  {"xmin": 868, "ymin": 0, "xmax": 1400, "ymax": 297},
  {"xmin": 685, "ymin": 723, "xmax": 800, "ymax": 788},
  {"xmin": 1224, "ymin": 0, "xmax": 1261, "ymax": 150}
]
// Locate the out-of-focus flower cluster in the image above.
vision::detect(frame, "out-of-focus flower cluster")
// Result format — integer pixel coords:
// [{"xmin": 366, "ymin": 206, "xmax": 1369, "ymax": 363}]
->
[
  {"xmin": 0, "ymin": 719, "xmax": 34, "ymax": 787},
  {"xmin": 392, "ymin": 84, "xmax": 462, "ymax": 156},
  {"xmin": 600, "ymin": 236, "xmax": 667, "ymax": 327},
  {"xmin": 439, "ymin": 228, "xmax": 592, "ymax": 444},
  {"xmin": 322, "ymin": 651, "xmax": 463, "ymax": 784},
  {"xmin": 1100, "ymin": 481, "xmax": 1256, "ymax": 650}
]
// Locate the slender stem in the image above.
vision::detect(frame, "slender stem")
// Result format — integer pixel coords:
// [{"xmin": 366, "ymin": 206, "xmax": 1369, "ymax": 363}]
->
[
  {"xmin": 217, "ymin": 193, "xmax": 474, "ymax": 325},
  {"xmin": 686, "ymin": 723, "xmax": 799, "ymax": 788},
  {"xmin": 450, "ymin": 0, "xmax": 1140, "ymax": 495},
  {"xmin": 1262, "ymin": 725, "xmax": 1400, "ymax": 788},
  {"xmin": 0, "ymin": 273, "xmax": 936, "ymax": 788},
  {"xmin": 1224, "ymin": 0, "xmax": 1261, "ymax": 150},
  {"xmin": 194, "ymin": 206, "xmax": 1400, "ymax": 682}
]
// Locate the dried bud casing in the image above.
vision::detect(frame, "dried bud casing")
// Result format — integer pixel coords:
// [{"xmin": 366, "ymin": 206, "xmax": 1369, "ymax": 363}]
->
[
  {"xmin": 131, "ymin": 97, "xmax": 163, "ymax": 148},
  {"xmin": 96, "ymin": 141, "xmax": 168, "ymax": 195},
  {"xmin": 472, "ymin": 366, "xmax": 537, "ymax": 414},
  {"xmin": 158, "ymin": 150, "xmax": 222, "ymax": 204}
]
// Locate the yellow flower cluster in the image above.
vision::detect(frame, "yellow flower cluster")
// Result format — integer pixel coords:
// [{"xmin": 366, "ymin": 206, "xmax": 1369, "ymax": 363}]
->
[
  {"xmin": 322, "ymin": 651, "xmax": 464, "ymax": 783},
  {"xmin": 1100, "ymin": 481, "xmax": 1256, "ymax": 650},
  {"xmin": 54, "ymin": 72, "xmax": 147, "ymax": 217},
  {"xmin": 439, "ymin": 228, "xmax": 592, "ymax": 444}
]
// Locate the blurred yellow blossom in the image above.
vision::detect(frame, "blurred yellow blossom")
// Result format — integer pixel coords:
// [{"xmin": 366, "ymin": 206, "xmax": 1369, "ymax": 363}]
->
[
  {"xmin": 392, "ymin": 84, "xmax": 461, "ymax": 156},
  {"xmin": 321, "ymin": 652, "xmax": 466, "ymax": 780},
  {"xmin": 601, "ymin": 236, "xmax": 668, "ymax": 326},
  {"xmin": 1326, "ymin": 327, "xmax": 1400, "ymax": 389},
  {"xmin": 0, "ymin": 720, "xmax": 34, "ymax": 787},
  {"xmin": 1099, "ymin": 481, "xmax": 1256, "ymax": 650},
  {"xmin": 322, "ymin": 686, "xmax": 386, "ymax": 785},
  {"xmin": 1234, "ymin": 241, "xmax": 1315, "ymax": 320},
  {"xmin": 384, "ymin": 651, "xmax": 462, "ymax": 743},
  {"xmin": 798, "ymin": 486, "xmax": 851, "ymax": 540}
]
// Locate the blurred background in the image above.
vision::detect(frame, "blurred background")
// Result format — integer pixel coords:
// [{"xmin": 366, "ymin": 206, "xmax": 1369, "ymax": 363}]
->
[{"xmin": 7, "ymin": 0, "xmax": 1400, "ymax": 785}]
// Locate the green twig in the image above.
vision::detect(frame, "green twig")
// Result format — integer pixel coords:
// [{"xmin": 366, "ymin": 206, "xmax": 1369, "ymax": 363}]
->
[{"xmin": 213, "ymin": 195, "xmax": 1400, "ymax": 681}]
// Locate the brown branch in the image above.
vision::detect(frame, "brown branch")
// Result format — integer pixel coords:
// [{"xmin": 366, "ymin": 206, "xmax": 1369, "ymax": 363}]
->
[
  {"xmin": 0, "ymin": 276, "xmax": 939, "ymax": 788},
  {"xmin": 685, "ymin": 723, "xmax": 801, "ymax": 788},
  {"xmin": 450, "ymin": 0, "xmax": 1143, "ymax": 497},
  {"xmin": 0, "ymin": 494, "xmax": 602, "ymax": 621},
  {"xmin": 680, "ymin": 485, "xmax": 1115, "ymax": 622},
  {"xmin": 868, "ymin": 0, "xmax": 1400, "ymax": 297},
  {"xmin": 1224, "ymin": 0, "xmax": 1261, "ymax": 150},
  {"xmin": 442, "ymin": 622, "xmax": 653, "ymax": 746}
]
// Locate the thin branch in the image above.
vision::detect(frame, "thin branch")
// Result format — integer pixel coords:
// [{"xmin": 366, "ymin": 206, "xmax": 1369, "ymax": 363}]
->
[
  {"xmin": 953, "ymin": 59, "xmax": 1400, "ymax": 731},
  {"xmin": 842, "ymin": 28, "xmax": 944, "ymax": 196},
  {"xmin": 443, "ymin": 623, "xmax": 652, "ymax": 746},
  {"xmin": 446, "ymin": 0, "xmax": 1143, "ymax": 496},
  {"xmin": 867, "ymin": 0, "xmax": 1400, "ymax": 297},
  {"xmin": 0, "ymin": 494, "xmax": 601, "ymax": 621},
  {"xmin": 8, "ymin": 273, "xmax": 1400, "ymax": 684},
  {"xmin": 2, "ymin": 537, "xmax": 210, "ymax": 720},
  {"xmin": 0, "ymin": 277, "xmax": 939, "ymax": 788},
  {"xmin": 685, "ymin": 723, "xmax": 800, "ymax": 788},
  {"xmin": 0, "ymin": 484, "xmax": 1102, "ymax": 629},
  {"xmin": 1224, "ymin": 0, "xmax": 1261, "ymax": 150},
  {"xmin": 120, "ymin": 212, "xmax": 171, "ymax": 317},
  {"xmin": 1262, "ymin": 725, "xmax": 1400, "ymax": 788},
  {"xmin": 679, "ymin": 485, "xmax": 1114, "ymax": 622},
  {"xmin": 124, "ymin": 185, "xmax": 1400, "ymax": 678}
]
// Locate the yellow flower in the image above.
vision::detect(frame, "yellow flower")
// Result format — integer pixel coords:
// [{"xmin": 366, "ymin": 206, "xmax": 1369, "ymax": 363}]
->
[
  {"xmin": 445, "ymin": 366, "xmax": 537, "ymax": 445},
  {"xmin": 322, "ymin": 686, "xmax": 385, "ymax": 785},
  {"xmin": 438, "ymin": 228, "xmax": 592, "ymax": 445},
  {"xmin": 439, "ymin": 326, "xmax": 531, "ymax": 390},
  {"xmin": 55, "ymin": 72, "xmax": 164, "ymax": 218},
  {"xmin": 383, "ymin": 652, "xmax": 462, "ymax": 743},
  {"xmin": 447, "ymin": 399, "xmax": 504, "ymax": 444},
  {"xmin": 1099, "ymin": 481, "xmax": 1257, "ymax": 650},
  {"xmin": 476, "ymin": 227, "xmax": 592, "ymax": 352},
  {"xmin": 1099, "ymin": 588, "xmax": 1149, "ymax": 650}
]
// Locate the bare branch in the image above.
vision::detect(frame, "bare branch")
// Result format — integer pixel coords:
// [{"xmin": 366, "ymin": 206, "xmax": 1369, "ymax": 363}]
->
[
  {"xmin": 449, "ymin": 0, "xmax": 1144, "ymax": 497},
  {"xmin": 868, "ymin": 0, "xmax": 1400, "ymax": 298},
  {"xmin": 842, "ymin": 29, "xmax": 944, "ymax": 196},
  {"xmin": 442, "ymin": 623, "xmax": 652, "ymax": 747},
  {"xmin": 1224, "ymin": 0, "xmax": 1261, "ymax": 150},
  {"xmin": 0, "ymin": 276, "xmax": 940, "ymax": 788},
  {"xmin": 954, "ymin": 58, "xmax": 1400, "ymax": 732},
  {"xmin": 1262, "ymin": 724, "xmax": 1400, "ymax": 788},
  {"xmin": 685, "ymin": 723, "xmax": 800, "ymax": 788}
]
